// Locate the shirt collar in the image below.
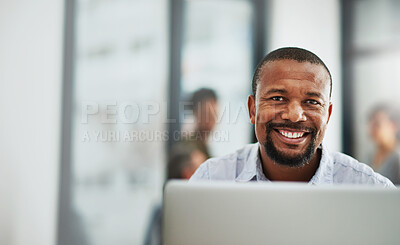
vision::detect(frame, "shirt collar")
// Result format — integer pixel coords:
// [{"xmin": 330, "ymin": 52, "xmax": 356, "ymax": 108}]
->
[
  {"xmin": 235, "ymin": 143, "xmax": 262, "ymax": 182},
  {"xmin": 235, "ymin": 142, "xmax": 334, "ymax": 184},
  {"xmin": 309, "ymin": 143, "xmax": 334, "ymax": 185}
]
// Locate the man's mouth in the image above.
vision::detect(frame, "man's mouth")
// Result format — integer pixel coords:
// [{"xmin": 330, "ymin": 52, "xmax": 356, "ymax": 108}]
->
[
  {"xmin": 277, "ymin": 129, "xmax": 306, "ymax": 139},
  {"xmin": 272, "ymin": 128, "xmax": 310, "ymax": 144},
  {"xmin": 265, "ymin": 126, "xmax": 316, "ymax": 167}
]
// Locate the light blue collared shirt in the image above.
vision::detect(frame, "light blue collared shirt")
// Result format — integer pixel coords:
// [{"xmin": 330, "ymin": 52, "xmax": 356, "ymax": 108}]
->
[{"xmin": 190, "ymin": 143, "xmax": 395, "ymax": 187}]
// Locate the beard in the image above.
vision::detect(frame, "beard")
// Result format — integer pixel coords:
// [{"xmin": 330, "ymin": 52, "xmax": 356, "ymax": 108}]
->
[{"xmin": 262, "ymin": 121, "xmax": 317, "ymax": 167}]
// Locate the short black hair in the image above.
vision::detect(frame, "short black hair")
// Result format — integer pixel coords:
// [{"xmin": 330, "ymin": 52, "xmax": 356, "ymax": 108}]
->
[
  {"xmin": 191, "ymin": 88, "xmax": 218, "ymax": 112},
  {"xmin": 252, "ymin": 47, "xmax": 332, "ymax": 98}
]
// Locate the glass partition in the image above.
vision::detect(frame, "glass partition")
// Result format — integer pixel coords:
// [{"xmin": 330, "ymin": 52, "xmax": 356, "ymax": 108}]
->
[
  {"xmin": 70, "ymin": 0, "xmax": 168, "ymax": 244},
  {"xmin": 180, "ymin": 0, "xmax": 254, "ymax": 156}
]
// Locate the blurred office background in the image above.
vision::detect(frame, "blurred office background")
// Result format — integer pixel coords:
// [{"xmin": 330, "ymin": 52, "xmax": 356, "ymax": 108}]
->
[{"xmin": 1, "ymin": 0, "xmax": 400, "ymax": 244}]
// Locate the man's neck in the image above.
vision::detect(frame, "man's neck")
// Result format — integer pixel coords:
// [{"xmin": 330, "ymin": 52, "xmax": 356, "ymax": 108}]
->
[{"xmin": 259, "ymin": 147, "xmax": 321, "ymax": 182}]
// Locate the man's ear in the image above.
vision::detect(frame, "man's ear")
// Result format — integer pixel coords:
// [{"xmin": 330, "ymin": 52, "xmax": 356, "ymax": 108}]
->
[
  {"xmin": 326, "ymin": 102, "xmax": 333, "ymax": 124},
  {"xmin": 248, "ymin": 95, "xmax": 256, "ymax": 125}
]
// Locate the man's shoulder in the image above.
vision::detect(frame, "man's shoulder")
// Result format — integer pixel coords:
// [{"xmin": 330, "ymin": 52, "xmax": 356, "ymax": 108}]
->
[
  {"xmin": 189, "ymin": 143, "xmax": 257, "ymax": 181},
  {"xmin": 330, "ymin": 151, "xmax": 376, "ymax": 176},
  {"xmin": 329, "ymin": 151, "xmax": 395, "ymax": 187}
]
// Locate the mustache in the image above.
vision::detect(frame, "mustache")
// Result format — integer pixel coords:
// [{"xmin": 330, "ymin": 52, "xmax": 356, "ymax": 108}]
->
[{"xmin": 265, "ymin": 121, "xmax": 316, "ymax": 134}]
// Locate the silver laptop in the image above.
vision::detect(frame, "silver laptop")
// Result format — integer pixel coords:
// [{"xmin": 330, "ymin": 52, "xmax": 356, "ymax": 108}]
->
[{"xmin": 163, "ymin": 181, "xmax": 400, "ymax": 245}]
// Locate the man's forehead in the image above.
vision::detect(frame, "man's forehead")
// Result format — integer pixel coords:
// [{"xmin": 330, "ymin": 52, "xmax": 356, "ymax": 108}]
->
[{"xmin": 259, "ymin": 59, "xmax": 330, "ymax": 84}]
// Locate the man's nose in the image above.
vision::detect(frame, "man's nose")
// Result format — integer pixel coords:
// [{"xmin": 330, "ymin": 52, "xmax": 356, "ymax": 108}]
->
[{"xmin": 281, "ymin": 102, "xmax": 306, "ymax": 122}]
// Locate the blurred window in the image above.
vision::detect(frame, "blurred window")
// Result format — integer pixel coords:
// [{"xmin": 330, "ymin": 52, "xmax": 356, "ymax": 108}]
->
[
  {"xmin": 67, "ymin": 0, "xmax": 168, "ymax": 244},
  {"xmin": 179, "ymin": 0, "xmax": 255, "ymax": 155}
]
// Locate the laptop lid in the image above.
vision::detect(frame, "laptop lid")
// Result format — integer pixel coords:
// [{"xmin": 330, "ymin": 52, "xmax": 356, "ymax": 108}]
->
[{"xmin": 163, "ymin": 181, "xmax": 400, "ymax": 245}]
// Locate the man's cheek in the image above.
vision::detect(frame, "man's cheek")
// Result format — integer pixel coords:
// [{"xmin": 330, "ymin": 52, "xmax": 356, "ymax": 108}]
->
[{"xmin": 256, "ymin": 107, "xmax": 279, "ymax": 123}]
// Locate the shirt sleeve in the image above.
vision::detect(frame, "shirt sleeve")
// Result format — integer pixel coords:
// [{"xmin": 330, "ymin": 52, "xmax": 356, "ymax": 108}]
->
[{"xmin": 189, "ymin": 162, "xmax": 210, "ymax": 181}]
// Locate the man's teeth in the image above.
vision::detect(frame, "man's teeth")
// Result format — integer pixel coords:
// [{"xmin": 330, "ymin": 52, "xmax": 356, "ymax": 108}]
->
[{"xmin": 279, "ymin": 130, "xmax": 304, "ymax": 139}]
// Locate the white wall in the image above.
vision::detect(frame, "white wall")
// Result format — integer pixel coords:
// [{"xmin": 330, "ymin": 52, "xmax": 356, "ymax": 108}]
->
[
  {"xmin": 0, "ymin": 0, "xmax": 64, "ymax": 244},
  {"xmin": 268, "ymin": 0, "xmax": 342, "ymax": 152}
]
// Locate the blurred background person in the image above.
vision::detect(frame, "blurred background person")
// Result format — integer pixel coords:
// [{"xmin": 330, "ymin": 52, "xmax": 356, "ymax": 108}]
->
[
  {"xmin": 180, "ymin": 88, "xmax": 218, "ymax": 158},
  {"xmin": 368, "ymin": 104, "xmax": 400, "ymax": 185},
  {"xmin": 144, "ymin": 145, "xmax": 207, "ymax": 245},
  {"xmin": 167, "ymin": 145, "xmax": 207, "ymax": 180},
  {"xmin": 144, "ymin": 88, "xmax": 217, "ymax": 245}
]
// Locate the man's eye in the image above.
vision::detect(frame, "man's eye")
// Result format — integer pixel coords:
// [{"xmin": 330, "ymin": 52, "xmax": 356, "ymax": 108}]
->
[
  {"xmin": 271, "ymin": 96, "xmax": 283, "ymax": 101},
  {"xmin": 306, "ymin": 99, "xmax": 319, "ymax": 105}
]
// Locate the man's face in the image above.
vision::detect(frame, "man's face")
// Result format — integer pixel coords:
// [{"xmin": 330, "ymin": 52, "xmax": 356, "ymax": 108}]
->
[
  {"xmin": 369, "ymin": 111, "xmax": 398, "ymax": 146},
  {"xmin": 248, "ymin": 59, "xmax": 332, "ymax": 167}
]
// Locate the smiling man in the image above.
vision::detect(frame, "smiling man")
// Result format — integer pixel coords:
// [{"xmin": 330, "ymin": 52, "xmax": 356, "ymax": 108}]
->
[{"xmin": 190, "ymin": 47, "xmax": 394, "ymax": 186}]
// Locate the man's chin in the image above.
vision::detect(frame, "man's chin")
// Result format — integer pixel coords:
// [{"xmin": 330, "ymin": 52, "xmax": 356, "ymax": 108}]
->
[
  {"xmin": 273, "ymin": 154, "xmax": 307, "ymax": 167},
  {"xmin": 263, "ymin": 142, "xmax": 315, "ymax": 168},
  {"xmin": 273, "ymin": 157, "xmax": 307, "ymax": 168},
  {"xmin": 276, "ymin": 151, "xmax": 303, "ymax": 159}
]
